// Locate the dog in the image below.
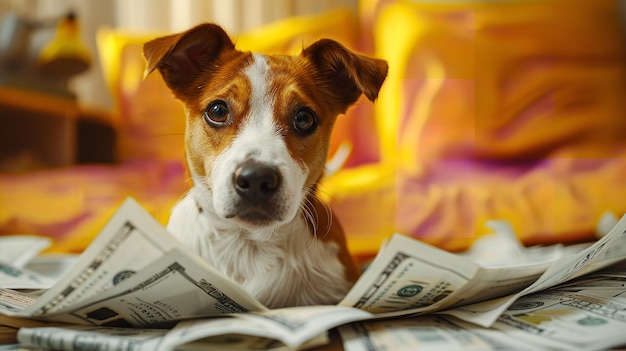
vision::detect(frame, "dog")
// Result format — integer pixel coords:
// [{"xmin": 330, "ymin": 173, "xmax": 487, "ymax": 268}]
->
[{"xmin": 143, "ymin": 23, "xmax": 387, "ymax": 308}]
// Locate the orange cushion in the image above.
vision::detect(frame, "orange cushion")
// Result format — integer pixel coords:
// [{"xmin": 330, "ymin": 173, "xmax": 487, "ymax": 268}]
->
[{"xmin": 323, "ymin": 0, "xmax": 626, "ymax": 258}]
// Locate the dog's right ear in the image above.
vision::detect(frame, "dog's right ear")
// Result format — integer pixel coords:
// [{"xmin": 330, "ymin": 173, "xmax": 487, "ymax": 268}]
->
[{"xmin": 143, "ymin": 23, "xmax": 235, "ymax": 96}]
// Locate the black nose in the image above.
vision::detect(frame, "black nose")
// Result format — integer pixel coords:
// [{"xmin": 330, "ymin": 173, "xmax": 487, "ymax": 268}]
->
[{"xmin": 233, "ymin": 161, "xmax": 281, "ymax": 203}]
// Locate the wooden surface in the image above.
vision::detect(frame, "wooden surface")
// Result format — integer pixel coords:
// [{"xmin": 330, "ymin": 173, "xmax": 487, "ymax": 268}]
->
[
  {"xmin": 0, "ymin": 86, "xmax": 78, "ymax": 120},
  {"xmin": 0, "ymin": 86, "xmax": 115, "ymax": 170},
  {"xmin": 0, "ymin": 325, "xmax": 17, "ymax": 344}
]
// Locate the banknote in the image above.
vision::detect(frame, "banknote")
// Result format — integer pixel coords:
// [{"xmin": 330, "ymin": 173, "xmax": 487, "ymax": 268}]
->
[
  {"xmin": 339, "ymin": 233, "xmax": 550, "ymax": 318},
  {"xmin": 47, "ymin": 248, "xmax": 267, "ymax": 327},
  {"xmin": 23, "ymin": 199, "xmax": 191, "ymax": 316},
  {"xmin": 445, "ymin": 213, "xmax": 626, "ymax": 327},
  {"xmin": 3, "ymin": 198, "xmax": 626, "ymax": 351},
  {"xmin": 339, "ymin": 315, "xmax": 529, "ymax": 351},
  {"xmin": 160, "ymin": 305, "xmax": 371, "ymax": 350},
  {"xmin": 0, "ymin": 198, "xmax": 268, "ymax": 325},
  {"xmin": 493, "ymin": 271, "xmax": 626, "ymax": 351},
  {"xmin": 17, "ymin": 325, "xmax": 166, "ymax": 351},
  {"xmin": 0, "ymin": 235, "xmax": 51, "ymax": 268},
  {"xmin": 0, "ymin": 262, "xmax": 56, "ymax": 290}
]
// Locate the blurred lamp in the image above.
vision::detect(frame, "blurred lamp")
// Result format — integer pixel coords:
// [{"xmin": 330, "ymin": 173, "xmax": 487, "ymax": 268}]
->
[
  {"xmin": 37, "ymin": 12, "xmax": 91, "ymax": 76},
  {"xmin": 0, "ymin": 11, "xmax": 91, "ymax": 78}
]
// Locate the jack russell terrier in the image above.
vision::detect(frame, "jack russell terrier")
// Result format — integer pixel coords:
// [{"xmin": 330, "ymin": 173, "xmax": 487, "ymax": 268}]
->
[{"xmin": 143, "ymin": 23, "xmax": 387, "ymax": 308}]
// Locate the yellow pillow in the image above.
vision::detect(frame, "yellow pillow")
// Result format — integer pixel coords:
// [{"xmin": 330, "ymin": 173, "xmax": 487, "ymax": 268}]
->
[{"xmin": 323, "ymin": 0, "xmax": 626, "ymax": 258}]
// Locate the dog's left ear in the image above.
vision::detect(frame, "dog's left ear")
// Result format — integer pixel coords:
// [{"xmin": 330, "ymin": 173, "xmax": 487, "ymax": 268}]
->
[
  {"xmin": 143, "ymin": 23, "xmax": 235, "ymax": 97},
  {"xmin": 301, "ymin": 39, "xmax": 388, "ymax": 112}
]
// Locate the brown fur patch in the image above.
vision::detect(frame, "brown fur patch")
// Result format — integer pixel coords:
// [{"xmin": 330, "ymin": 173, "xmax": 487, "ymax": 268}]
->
[
  {"xmin": 262, "ymin": 55, "xmax": 340, "ymax": 187},
  {"xmin": 183, "ymin": 51, "xmax": 254, "ymax": 180}
]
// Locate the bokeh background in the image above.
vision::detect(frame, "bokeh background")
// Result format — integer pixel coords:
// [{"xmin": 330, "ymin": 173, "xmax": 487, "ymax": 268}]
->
[{"xmin": 1, "ymin": 0, "xmax": 625, "ymax": 262}]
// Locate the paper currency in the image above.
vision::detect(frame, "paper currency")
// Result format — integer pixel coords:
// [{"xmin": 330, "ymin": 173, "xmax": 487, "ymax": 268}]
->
[
  {"xmin": 0, "ymin": 236, "xmax": 51, "ymax": 268},
  {"xmin": 0, "ymin": 198, "xmax": 267, "ymax": 326},
  {"xmin": 48, "ymin": 248, "xmax": 266, "ymax": 327},
  {"xmin": 339, "ymin": 233, "xmax": 550, "ymax": 318},
  {"xmin": 28, "ymin": 208, "xmax": 184, "ymax": 315},
  {"xmin": 23, "ymin": 254, "xmax": 78, "ymax": 282},
  {"xmin": 444, "ymin": 214, "xmax": 626, "ymax": 327},
  {"xmin": 493, "ymin": 269, "xmax": 626, "ymax": 351},
  {"xmin": 339, "ymin": 315, "xmax": 529, "ymax": 351},
  {"xmin": 0, "ymin": 262, "xmax": 56, "ymax": 290},
  {"xmin": 17, "ymin": 326, "xmax": 166, "ymax": 351},
  {"xmin": 2, "ymin": 198, "xmax": 626, "ymax": 351},
  {"xmin": 159, "ymin": 305, "xmax": 371, "ymax": 350}
]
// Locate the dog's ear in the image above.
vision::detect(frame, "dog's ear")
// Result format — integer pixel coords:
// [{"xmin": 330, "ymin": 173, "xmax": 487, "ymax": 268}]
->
[
  {"xmin": 143, "ymin": 23, "xmax": 235, "ymax": 95},
  {"xmin": 301, "ymin": 39, "xmax": 388, "ymax": 111}
]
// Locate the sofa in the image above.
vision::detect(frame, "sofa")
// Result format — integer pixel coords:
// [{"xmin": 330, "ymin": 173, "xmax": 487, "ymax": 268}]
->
[{"xmin": 1, "ymin": 0, "xmax": 625, "ymax": 262}]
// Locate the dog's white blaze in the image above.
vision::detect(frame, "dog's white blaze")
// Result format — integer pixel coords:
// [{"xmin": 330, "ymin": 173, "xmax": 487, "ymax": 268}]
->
[
  {"xmin": 243, "ymin": 54, "xmax": 277, "ymax": 139},
  {"xmin": 208, "ymin": 54, "xmax": 307, "ymax": 239}
]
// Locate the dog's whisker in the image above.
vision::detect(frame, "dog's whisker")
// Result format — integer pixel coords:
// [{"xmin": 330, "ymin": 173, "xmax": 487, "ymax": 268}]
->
[
  {"xmin": 298, "ymin": 192, "xmax": 331, "ymax": 254},
  {"xmin": 312, "ymin": 187, "xmax": 335, "ymax": 240},
  {"xmin": 302, "ymin": 192, "xmax": 318, "ymax": 233},
  {"xmin": 321, "ymin": 199, "xmax": 333, "ymax": 240},
  {"xmin": 300, "ymin": 202, "xmax": 314, "ymax": 236},
  {"xmin": 299, "ymin": 198, "xmax": 319, "ymax": 252},
  {"xmin": 304, "ymin": 188, "xmax": 333, "ymax": 241}
]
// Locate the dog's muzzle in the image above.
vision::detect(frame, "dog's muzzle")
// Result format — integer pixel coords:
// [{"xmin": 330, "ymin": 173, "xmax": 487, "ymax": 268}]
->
[{"xmin": 229, "ymin": 160, "xmax": 283, "ymax": 225}]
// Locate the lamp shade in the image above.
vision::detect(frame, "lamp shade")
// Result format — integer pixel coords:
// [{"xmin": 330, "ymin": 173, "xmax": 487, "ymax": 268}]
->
[{"xmin": 37, "ymin": 12, "xmax": 91, "ymax": 76}]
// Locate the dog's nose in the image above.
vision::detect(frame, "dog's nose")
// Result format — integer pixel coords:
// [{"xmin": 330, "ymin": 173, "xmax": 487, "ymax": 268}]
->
[{"xmin": 233, "ymin": 161, "xmax": 281, "ymax": 203}]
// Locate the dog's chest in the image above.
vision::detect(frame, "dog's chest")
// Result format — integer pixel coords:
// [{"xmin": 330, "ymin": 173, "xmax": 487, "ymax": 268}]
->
[{"xmin": 167, "ymin": 194, "xmax": 351, "ymax": 308}]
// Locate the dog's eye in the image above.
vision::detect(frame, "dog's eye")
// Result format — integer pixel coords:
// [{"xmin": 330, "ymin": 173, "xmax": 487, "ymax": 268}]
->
[
  {"xmin": 293, "ymin": 108, "xmax": 318, "ymax": 136},
  {"xmin": 204, "ymin": 100, "xmax": 230, "ymax": 127}
]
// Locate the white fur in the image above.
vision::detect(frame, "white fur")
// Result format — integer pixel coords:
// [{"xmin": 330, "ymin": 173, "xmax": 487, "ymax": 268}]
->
[
  {"xmin": 167, "ymin": 191, "xmax": 350, "ymax": 308},
  {"xmin": 208, "ymin": 54, "xmax": 306, "ymax": 240},
  {"xmin": 168, "ymin": 54, "xmax": 351, "ymax": 308}
]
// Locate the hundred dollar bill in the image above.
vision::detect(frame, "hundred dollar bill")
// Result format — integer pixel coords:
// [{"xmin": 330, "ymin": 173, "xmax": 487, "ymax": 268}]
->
[
  {"xmin": 46, "ymin": 248, "xmax": 266, "ymax": 327},
  {"xmin": 13, "ymin": 199, "xmax": 190, "ymax": 317},
  {"xmin": 493, "ymin": 269, "xmax": 626, "ymax": 351},
  {"xmin": 0, "ymin": 198, "xmax": 268, "ymax": 323},
  {"xmin": 0, "ymin": 261, "xmax": 56, "ymax": 290},
  {"xmin": 444, "ymin": 214, "xmax": 626, "ymax": 327},
  {"xmin": 339, "ymin": 315, "xmax": 529, "ymax": 351},
  {"xmin": 159, "ymin": 305, "xmax": 372, "ymax": 350},
  {"xmin": 20, "ymin": 306, "xmax": 365, "ymax": 351},
  {"xmin": 17, "ymin": 325, "xmax": 166, "ymax": 351},
  {"xmin": 339, "ymin": 233, "xmax": 551, "ymax": 318},
  {"xmin": 0, "ymin": 235, "xmax": 51, "ymax": 268}
]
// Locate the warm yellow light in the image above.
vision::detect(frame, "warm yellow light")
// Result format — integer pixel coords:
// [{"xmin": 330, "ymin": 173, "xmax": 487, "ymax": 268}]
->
[{"xmin": 38, "ymin": 13, "xmax": 91, "ymax": 76}]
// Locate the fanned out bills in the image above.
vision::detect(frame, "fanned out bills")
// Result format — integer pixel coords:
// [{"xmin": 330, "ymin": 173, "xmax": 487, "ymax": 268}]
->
[{"xmin": 2, "ymin": 198, "xmax": 626, "ymax": 350}]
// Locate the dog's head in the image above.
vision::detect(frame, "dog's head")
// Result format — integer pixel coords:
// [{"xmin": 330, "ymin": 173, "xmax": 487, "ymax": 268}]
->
[{"xmin": 144, "ymin": 23, "xmax": 387, "ymax": 239}]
